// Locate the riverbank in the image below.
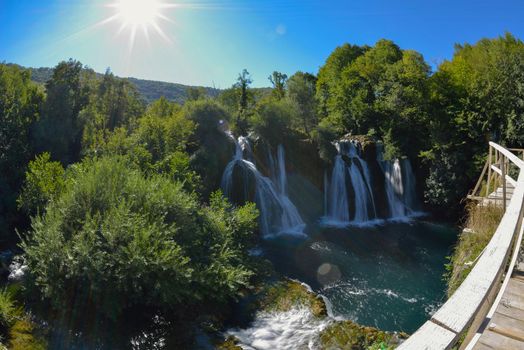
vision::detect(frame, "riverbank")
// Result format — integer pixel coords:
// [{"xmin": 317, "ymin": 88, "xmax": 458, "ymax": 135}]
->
[{"xmin": 445, "ymin": 203, "xmax": 504, "ymax": 296}]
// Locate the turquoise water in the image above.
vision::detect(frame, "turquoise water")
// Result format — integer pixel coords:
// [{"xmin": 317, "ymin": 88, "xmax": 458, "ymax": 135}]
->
[{"xmin": 261, "ymin": 221, "xmax": 457, "ymax": 333}]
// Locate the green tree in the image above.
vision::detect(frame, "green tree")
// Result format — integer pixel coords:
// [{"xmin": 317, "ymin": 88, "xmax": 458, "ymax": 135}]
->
[
  {"xmin": 186, "ymin": 86, "xmax": 207, "ymax": 101},
  {"xmin": 182, "ymin": 100, "xmax": 233, "ymax": 196},
  {"xmin": 18, "ymin": 153, "xmax": 65, "ymax": 216},
  {"xmin": 251, "ymin": 99, "xmax": 297, "ymax": 146},
  {"xmin": 316, "ymin": 43, "xmax": 367, "ymax": 119},
  {"xmin": 268, "ymin": 71, "xmax": 288, "ymax": 100},
  {"xmin": 315, "ymin": 40, "xmax": 430, "ymax": 159},
  {"xmin": 217, "ymin": 87, "xmax": 239, "ymax": 115},
  {"xmin": 0, "ymin": 64, "xmax": 44, "ymax": 238},
  {"xmin": 95, "ymin": 69, "xmax": 144, "ymax": 130},
  {"xmin": 287, "ymin": 71, "xmax": 317, "ymax": 136},
  {"xmin": 422, "ymin": 33, "xmax": 524, "ymax": 212},
  {"xmin": 134, "ymin": 98, "xmax": 191, "ymax": 163},
  {"xmin": 146, "ymin": 96, "xmax": 180, "ymax": 118},
  {"xmin": 81, "ymin": 69, "xmax": 144, "ymax": 157},
  {"xmin": 438, "ymin": 33, "xmax": 524, "ymax": 146},
  {"xmin": 234, "ymin": 69, "xmax": 253, "ymax": 132},
  {"xmin": 33, "ymin": 59, "xmax": 92, "ymax": 164}
]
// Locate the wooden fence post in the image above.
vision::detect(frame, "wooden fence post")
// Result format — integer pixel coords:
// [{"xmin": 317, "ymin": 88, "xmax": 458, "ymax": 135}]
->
[
  {"xmin": 501, "ymin": 155, "xmax": 507, "ymax": 211},
  {"xmin": 487, "ymin": 145, "xmax": 493, "ymax": 195}
]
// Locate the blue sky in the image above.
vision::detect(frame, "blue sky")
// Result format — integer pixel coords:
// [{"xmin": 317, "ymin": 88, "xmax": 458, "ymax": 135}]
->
[{"xmin": 1, "ymin": 0, "xmax": 524, "ymax": 88}]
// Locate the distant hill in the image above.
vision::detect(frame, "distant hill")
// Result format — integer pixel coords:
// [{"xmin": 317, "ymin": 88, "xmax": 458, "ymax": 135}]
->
[
  {"xmin": 126, "ymin": 77, "xmax": 219, "ymax": 104},
  {"xmin": 9, "ymin": 64, "xmax": 220, "ymax": 105}
]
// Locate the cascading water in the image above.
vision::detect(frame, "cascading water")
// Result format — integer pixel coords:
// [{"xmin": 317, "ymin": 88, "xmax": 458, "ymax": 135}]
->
[
  {"xmin": 348, "ymin": 159, "xmax": 374, "ymax": 222},
  {"xmin": 402, "ymin": 159, "xmax": 420, "ymax": 212},
  {"xmin": 324, "ymin": 140, "xmax": 376, "ymax": 225},
  {"xmin": 323, "ymin": 171, "xmax": 329, "ymax": 217},
  {"xmin": 221, "ymin": 133, "xmax": 305, "ymax": 237},
  {"xmin": 227, "ymin": 307, "xmax": 331, "ymax": 350},
  {"xmin": 382, "ymin": 159, "xmax": 406, "ymax": 218},
  {"xmin": 325, "ymin": 155, "xmax": 350, "ymax": 223},
  {"xmin": 377, "ymin": 144, "xmax": 421, "ymax": 218}
]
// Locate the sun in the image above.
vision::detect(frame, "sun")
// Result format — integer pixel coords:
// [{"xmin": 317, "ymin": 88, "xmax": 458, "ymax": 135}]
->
[
  {"xmin": 105, "ymin": 0, "xmax": 176, "ymax": 49},
  {"xmin": 115, "ymin": 0, "xmax": 161, "ymax": 26}
]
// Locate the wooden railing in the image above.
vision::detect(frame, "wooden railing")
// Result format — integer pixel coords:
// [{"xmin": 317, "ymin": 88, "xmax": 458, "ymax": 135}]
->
[
  {"xmin": 467, "ymin": 145, "xmax": 524, "ymax": 209},
  {"xmin": 398, "ymin": 142, "xmax": 524, "ymax": 350}
]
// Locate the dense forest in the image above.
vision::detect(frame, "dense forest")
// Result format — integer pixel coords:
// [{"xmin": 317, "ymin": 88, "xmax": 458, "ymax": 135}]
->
[{"xmin": 1, "ymin": 33, "xmax": 524, "ymax": 348}]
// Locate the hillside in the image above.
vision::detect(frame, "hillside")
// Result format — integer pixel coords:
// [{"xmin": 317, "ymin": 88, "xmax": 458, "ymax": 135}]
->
[{"xmin": 14, "ymin": 65, "xmax": 220, "ymax": 104}]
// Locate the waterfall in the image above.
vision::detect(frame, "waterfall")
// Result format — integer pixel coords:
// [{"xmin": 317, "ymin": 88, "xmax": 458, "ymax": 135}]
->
[
  {"xmin": 277, "ymin": 145, "xmax": 287, "ymax": 195},
  {"xmin": 348, "ymin": 159, "xmax": 373, "ymax": 222},
  {"xmin": 402, "ymin": 159, "xmax": 420, "ymax": 213},
  {"xmin": 221, "ymin": 134, "xmax": 305, "ymax": 237},
  {"xmin": 323, "ymin": 170, "xmax": 329, "ymax": 217},
  {"xmin": 326, "ymin": 155, "xmax": 350, "ymax": 223},
  {"xmin": 377, "ymin": 144, "xmax": 421, "ymax": 218},
  {"xmin": 382, "ymin": 159, "xmax": 406, "ymax": 218},
  {"xmin": 324, "ymin": 140, "xmax": 376, "ymax": 225}
]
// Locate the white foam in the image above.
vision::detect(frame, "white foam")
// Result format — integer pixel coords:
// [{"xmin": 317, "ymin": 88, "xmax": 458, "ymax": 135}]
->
[
  {"xmin": 227, "ymin": 307, "xmax": 331, "ymax": 350},
  {"xmin": 8, "ymin": 256, "xmax": 27, "ymax": 281}
]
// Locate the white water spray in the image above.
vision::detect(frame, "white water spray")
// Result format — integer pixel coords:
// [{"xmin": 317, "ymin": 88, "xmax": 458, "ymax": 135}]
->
[
  {"xmin": 377, "ymin": 144, "xmax": 421, "ymax": 219},
  {"xmin": 228, "ymin": 307, "xmax": 331, "ymax": 350},
  {"xmin": 324, "ymin": 140, "xmax": 376, "ymax": 225},
  {"xmin": 221, "ymin": 134, "xmax": 305, "ymax": 237}
]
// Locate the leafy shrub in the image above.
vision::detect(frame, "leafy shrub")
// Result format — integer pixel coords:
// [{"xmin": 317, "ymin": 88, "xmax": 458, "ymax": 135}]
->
[
  {"xmin": 0, "ymin": 289, "xmax": 46, "ymax": 350},
  {"xmin": 0, "ymin": 289, "xmax": 19, "ymax": 330},
  {"xmin": 22, "ymin": 156, "xmax": 259, "ymax": 321},
  {"xmin": 18, "ymin": 153, "xmax": 65, "ymax": 216},
  {"xmin": 8, "ymin": 318, "xmax": 47, "ymax": 350},
  {"xmin": 182, "ymin": 100, "xmax": 234, "ymax": 196},
  {"xmin": 250, "ymin": 99, "xmax": 297, "ymax": 146}
]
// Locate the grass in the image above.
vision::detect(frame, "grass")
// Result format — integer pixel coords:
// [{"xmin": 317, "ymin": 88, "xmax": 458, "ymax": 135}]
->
[
  {"xmin": 478, "ymin": 176, "xmax": 501, "ymax": 198},
  {"xmin": 0, "ymin": 287, "xmax": 47, "ymax": 350},
  {"xmin": 445, "ymin": 202, "xmax": 504, "ymax": 296},
  {"xmin": 0, "ymin": 289, "xmax": 20, "ymax": 329},
  {"xmin": 8, "ymin": 318, "xmax": 47, "ymax": 350}
]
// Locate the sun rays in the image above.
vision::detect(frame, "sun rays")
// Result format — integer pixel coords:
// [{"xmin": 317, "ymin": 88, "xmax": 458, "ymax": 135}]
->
[{"xmin": 104, "ymin": 0, "xmax": 177, "ymax": 50}]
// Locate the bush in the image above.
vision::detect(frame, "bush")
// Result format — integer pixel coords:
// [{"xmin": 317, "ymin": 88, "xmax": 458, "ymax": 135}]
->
[
  {"xmin": 0, "ymin": 289, "xmax": 19, "ymax": 331},
  {"xmin": 0, "ymin": 289, "xmax": 46, "ymax": 350},
  {"xmin": 22, "ymin": 156, "xmax": 259, "ymax": 322},
  {"xmin": 182, "ymin": 100, "xmax": 234, "ymax": 196},
  {"xmin": 8, "ymin": 318, "xmax": 47, "ymax": 350},
  {"xmin": 17, "ymin": 153, "xmax": 65, "ymax": 216},
  {"xmin": 183, "ymin": 100, "xmax": 230, "ymax": 144},
  {"xmin": 250, "ymin": 99, "xmax": 297, "ymax": 146}
]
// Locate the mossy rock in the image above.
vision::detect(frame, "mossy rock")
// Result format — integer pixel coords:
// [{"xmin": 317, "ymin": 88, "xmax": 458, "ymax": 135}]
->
[
  {"xmin": 340, "ymin": 134, "xmax": 375, "ymax": 149},
  {"xmin": 320, "ymin": 320, "xmax": 406, "ymax": 350},
  {"xmin": 215, "ymin": 335, "xmax": 243, "ymax": 350},
  {"xmin": 258, "ymin": 280, "xmax": 327, "ymax": 318}
]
